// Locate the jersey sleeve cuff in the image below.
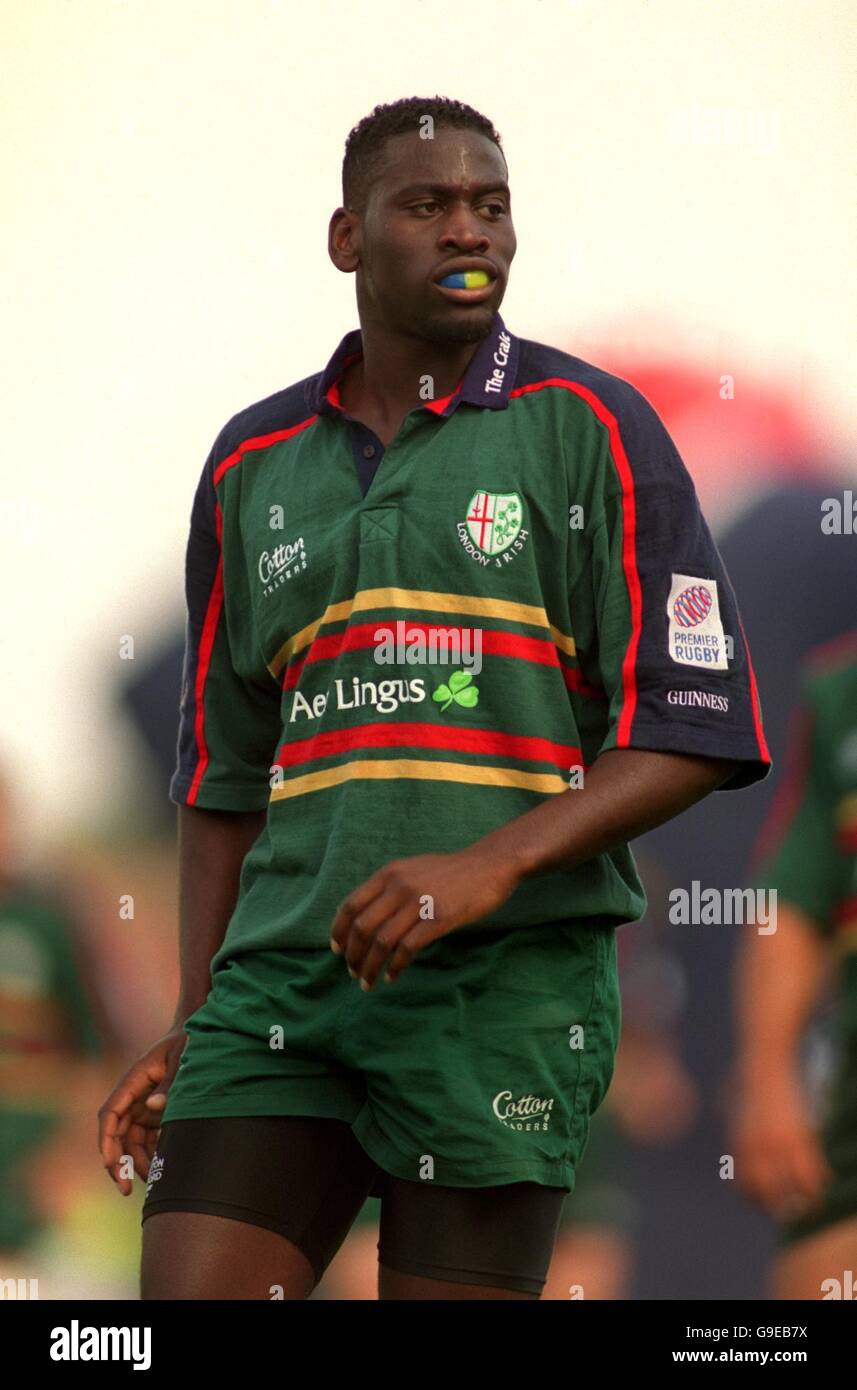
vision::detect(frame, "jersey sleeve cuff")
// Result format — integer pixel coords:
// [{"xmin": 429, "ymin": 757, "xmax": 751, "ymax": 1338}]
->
[
  {"xmin": 168, "ymin": 773, "xmax": 271, "ymax": 812},
  {"xmin": 610, "ymin": 722, "xmax": 772, "ymax": 791}
]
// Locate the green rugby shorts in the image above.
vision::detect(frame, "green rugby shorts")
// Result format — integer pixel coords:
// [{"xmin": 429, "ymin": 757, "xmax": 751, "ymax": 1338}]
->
[{"xmin": 163, "ymin": 920, "xmax": 621, "ymax": 1192}]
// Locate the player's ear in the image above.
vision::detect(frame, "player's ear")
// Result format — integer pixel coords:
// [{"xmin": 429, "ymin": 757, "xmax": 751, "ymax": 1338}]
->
[{"xmin": 328, "ymin": 207, "xmax": 360, "ymax": 274}]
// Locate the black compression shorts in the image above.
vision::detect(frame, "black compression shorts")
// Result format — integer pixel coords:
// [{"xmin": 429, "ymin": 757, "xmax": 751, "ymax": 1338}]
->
[{"xmin": 141, "ymin": 1116, "xmax": 568, "ymax": 1296}]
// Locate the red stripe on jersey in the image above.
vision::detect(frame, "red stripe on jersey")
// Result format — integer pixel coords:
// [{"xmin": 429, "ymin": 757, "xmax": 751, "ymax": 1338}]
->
[
  {"xmin": 833, "ymin": 894, "xmax": 857, "ymax": 926},
  {"xmin": 190, "ymin": 420, "xmax": 318, "ymax": 798},
  {"xmin": 324, "ymin": 351, "xmax": 363, "ymax": 411},
  {"xmin": 510, "ymin": 378, "xmax": 641, "ymax": 742},
  {"xmin": 273, "ymin": 721, "xmax": 584, "ymax": 773},
  {"xmin": 281, "ymin": 621, "xmax": 606, "ymax": 699},
  {"xmin": 213, "ymin": 414, "xmax": 318, "ymax": 486},
  {"xmin": 561, "ymin": 665, "xmax": 608, "ymax": 699},
  {"xmin": 838, "ymin": 825, "xmax": 857, "ymax": 853},
  {"xmin": 187, "ymin": 526, "xmax": 225, "ymax": 804},
  {"xmin": 423, "ymin": 376, "xmax": 465, "ymax": 414},
  {"xmin": 737, "ymin": 616, "xmax": 771, "ymax": 765}
]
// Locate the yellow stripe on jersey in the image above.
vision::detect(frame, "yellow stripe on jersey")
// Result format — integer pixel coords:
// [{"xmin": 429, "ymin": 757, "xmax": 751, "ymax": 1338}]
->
[
  {"xmin": 269, "ymin": 757, "xmax": 569, "ymax": 801},
  {"xmin": 266, "ymin": 586, "xmax": 576, "ymax": 677},
  {"xmin": 835, "ymin": 791, "xmax": 857, "ymax": 829},
  {"xmin": 833, "ymin": 921, "xmax": 857, "ymax": 958}
]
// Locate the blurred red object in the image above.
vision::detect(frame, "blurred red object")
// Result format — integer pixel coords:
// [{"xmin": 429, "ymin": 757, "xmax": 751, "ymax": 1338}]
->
[{"xmin": 590, "ymin": 351, "xmax": 832, "ymax": 524}]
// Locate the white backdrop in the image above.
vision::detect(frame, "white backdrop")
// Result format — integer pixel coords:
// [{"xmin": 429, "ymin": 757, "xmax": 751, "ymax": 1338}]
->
[{"xmin": 2, "ymin": 0, "xmax": 854, "ymax": 843}]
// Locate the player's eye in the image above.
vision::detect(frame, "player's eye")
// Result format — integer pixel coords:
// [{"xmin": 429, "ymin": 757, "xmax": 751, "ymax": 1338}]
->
[
  {"xmin": 479, "ymin": 201, "xmax": 507, "ymax": 218},
  {"xmin": 410, "ymin": 200, "xmax": 442, "ymax": 214}
]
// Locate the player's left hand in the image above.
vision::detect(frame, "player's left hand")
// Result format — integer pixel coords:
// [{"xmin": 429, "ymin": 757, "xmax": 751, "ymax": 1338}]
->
[{"xmin": 330, "ymin": 848, "xmax": 521, "ymax": 988}]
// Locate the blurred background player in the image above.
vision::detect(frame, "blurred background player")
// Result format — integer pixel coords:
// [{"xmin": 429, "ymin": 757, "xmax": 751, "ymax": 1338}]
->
[
  {"xmin": 0, "ymin": 761, "xmax": 123, "ymax": 1289},
  {"xmin": 590, "ymin": 355, "xmax": 857, "ymax": 1299},
  {"xmin": 731, "ymin": 634, "xmax": 857, "ymax": 1299}
]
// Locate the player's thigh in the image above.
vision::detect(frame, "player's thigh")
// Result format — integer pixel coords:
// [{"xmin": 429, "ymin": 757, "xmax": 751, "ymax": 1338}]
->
[
  {"xmin": 771, "ymin": 1214, "xmax": 857, "ymax": 1300},
  {"xmin": 141, "ymin": 1210, "xmax": 314, "ymax": 1300},
  {"xmin": 140, "ymin": 1115, "xmax": 381, "ymax": 1300},
  {"xmin": 379, "ymin": 1266, "xmax": 539, "ymax": 1300},
  {"xmin": 377, "ymin": 1177, "xmax": 567, "ymax": 1301}
]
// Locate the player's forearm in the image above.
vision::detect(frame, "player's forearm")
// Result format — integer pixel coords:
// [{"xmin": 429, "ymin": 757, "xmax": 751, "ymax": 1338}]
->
[
  {"xmin": 477, "ymin": 747, "xmax": 738, "ymax": 882},
  {"xmin": 173, "ymin": 804, "xmax": 267, "ymax": 1026},
  {"xmin": 734, "ymin": 903, "xmax": 828, "ymax": 1088}
]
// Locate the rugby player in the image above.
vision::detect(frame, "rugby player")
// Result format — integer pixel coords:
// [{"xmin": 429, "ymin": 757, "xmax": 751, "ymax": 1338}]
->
[
  {"xmin": 733, "ymin": 633, "xmax": 857, "ymax": 1298},
  {"xmin": 99, "ymin": 96, "xmax": 770, "ymax": 1300}
]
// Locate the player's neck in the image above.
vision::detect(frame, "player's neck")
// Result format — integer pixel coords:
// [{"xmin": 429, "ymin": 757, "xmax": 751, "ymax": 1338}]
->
[{"xmin": 340, "ymin": 322, "xmax": 481, "ymax": 433}]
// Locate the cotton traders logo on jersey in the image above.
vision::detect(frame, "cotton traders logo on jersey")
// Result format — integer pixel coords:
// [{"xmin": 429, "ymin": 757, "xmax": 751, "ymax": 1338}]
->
[
  {"xmin": 457, "ymin": 491, "xmax": 530, "ymax": 567},
  {"xmin": 666, "ymin": 574, "xmax": 729, "ymax": 670},
  {"xmin": 258, "ymin": 537, "xmax": 307, "ymax": 596}
]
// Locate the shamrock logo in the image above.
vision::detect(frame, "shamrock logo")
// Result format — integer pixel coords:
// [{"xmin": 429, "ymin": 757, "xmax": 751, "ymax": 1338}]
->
[
  {"xmin": 432, "ymin": 670, "xmax": 479, "ymax": 712},
  {"xmin": 492, "ymin": 497, "xmax": 520, "ymax": 548}
]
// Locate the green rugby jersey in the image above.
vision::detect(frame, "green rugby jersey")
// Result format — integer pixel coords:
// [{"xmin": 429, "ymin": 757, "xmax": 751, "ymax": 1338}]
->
[
  {"xmin": 757, "ymin": 634, "xmax": 857, "ymax": 954},
  {"xmin": 170, "ymin": 313, "xmax": 770, "ymax": 963}
]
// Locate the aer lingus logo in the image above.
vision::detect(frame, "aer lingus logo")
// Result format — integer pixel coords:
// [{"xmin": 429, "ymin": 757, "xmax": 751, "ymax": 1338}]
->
[{"xmin": 433, "ymin": 670, "xmax": 479, "ymax": 712}]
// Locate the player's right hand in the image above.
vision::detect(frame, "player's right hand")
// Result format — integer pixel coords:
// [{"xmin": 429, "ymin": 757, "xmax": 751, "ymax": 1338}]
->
[
  {"xmin": 97, "ymin": 1028, "xmax": 188, "ymax": 1195},
  {"xmin": 731, "ymin": 1081, "xmax": 834, "ymax": 1223}
]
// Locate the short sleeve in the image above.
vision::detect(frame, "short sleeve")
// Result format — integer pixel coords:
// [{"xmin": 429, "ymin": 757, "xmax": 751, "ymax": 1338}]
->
[
  {"xmin": 754, "ymin": 682, "xmax": 838, "ymax": 936},
  {"xmin": 169, "ymin": 434, "xmax": 284, "ymax": 811},
  {"xmin": 580, "ymin": 384, "xmax": 771, "ymax": 791}
]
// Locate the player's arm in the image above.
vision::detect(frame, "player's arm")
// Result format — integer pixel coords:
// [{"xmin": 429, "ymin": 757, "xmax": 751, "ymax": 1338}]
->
[
  {"xmin": 99, "ymin": 430, "xmax": 282, "ymax": 1193},
  {"xmin": 98, "ymin": 807, "xmax": 266, "ymax": 1194},
  {"xmin": 334, "ymin": 747, "xmax": 735, "ymax": 987},
  {"xmin": 99, "ymin": 698, "xmax": 278, "ymax": 1189},
  {"xmin": 478, "ymin": 745, "xmax": 738, "ymax": 877},
  {"xmin": 731, "ymin": 685, "xmax": 838, "ymax": 1219},
  {"xmin": 731, "ymin": 901, "xmax": 833, "ymax": 1220},
  {"xmin": 174, "ymin": 804, "xmax": 267, "ymax": 1026}
]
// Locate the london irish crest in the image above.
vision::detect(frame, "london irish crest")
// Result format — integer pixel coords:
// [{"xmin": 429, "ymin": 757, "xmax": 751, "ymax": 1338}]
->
[{"xmin": 458, "ymin": 491, "xmax": 530, "ymax": 567}]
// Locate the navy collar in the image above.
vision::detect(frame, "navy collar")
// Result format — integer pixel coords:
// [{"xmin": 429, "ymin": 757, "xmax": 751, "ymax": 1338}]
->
[{"xmin": 304, "ymin": 312, "xmax": 520, "ymax": 419}]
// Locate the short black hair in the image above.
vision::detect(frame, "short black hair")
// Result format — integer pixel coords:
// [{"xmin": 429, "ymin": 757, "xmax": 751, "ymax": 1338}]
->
[{"xmin": 342, "ymin": 96, "xmax": 504, "ymax": 212}]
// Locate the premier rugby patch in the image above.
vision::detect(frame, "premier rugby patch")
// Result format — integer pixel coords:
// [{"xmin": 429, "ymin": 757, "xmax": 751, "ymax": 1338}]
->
[{"xmin": 666, "ymin": 574, "xmax": 729, "ymax": 670}]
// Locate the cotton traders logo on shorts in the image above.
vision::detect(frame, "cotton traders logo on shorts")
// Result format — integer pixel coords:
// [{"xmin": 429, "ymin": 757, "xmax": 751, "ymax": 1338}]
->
[
  {"xmin": 457, "ymin": 491, "xmax": 530, "ymax": 568},
  {"xmin": 492, "ymin": 1090, "xmax": 554, "ymax": 1131},
  {"xmin": 145, "ymin": 1153, "xmax": 164, "ymax": 1196}
]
